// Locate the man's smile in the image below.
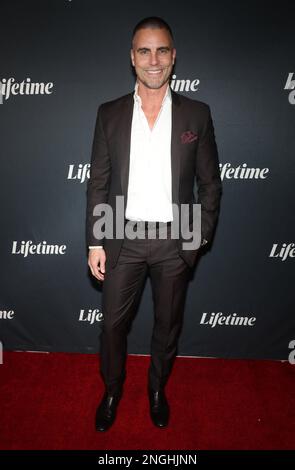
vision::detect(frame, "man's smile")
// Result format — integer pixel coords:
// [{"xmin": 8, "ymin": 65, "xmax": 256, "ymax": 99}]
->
[{"xmin": 145, "ymin": 69, "xmax": 163, "ymax": 75}]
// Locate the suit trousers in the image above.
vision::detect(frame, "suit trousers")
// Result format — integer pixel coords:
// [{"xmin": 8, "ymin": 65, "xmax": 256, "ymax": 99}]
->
[{"xmin": 99, "ymin": 222, "xmax": 192, "ymax": 394}]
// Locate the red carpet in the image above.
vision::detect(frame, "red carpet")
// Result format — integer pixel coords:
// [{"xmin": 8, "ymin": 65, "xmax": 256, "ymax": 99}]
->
[{"xmin": 0, "ymin": 351, "xmax": 294, "ymax": 450}]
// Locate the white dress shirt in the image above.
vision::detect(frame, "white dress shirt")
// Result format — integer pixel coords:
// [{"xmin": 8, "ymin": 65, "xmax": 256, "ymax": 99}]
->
[
  {"xmin": 125, "ymin": 80, "xmax": 173, "ymax": 222},
  {"xmin": 89, "ymin": 81, "xmax": 173, "ymax": 249}
]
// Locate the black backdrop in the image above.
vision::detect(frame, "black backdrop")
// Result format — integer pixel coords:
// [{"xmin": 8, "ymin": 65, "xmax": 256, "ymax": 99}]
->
[{"xmin": 1, "ymin": 0, "xmax": 294, "ymax": 359}]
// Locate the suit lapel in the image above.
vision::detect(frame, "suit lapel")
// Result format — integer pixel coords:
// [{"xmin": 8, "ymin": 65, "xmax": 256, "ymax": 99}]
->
[
  {"xmin": 119, "ymin": 92, "xmax": 134, "ymax": 206},
  {"xmin": 171, "ymin": 89, "xmax": 181, "ymax": 205},
  {"xmin": 119, "ymin": 87, "xmax": 182, "ymax": 208}
]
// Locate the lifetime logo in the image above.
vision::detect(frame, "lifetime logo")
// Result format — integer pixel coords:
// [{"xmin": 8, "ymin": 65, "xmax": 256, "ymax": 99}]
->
[
  {"xmin": 0, "ymin": 77, "xmax": 54, "ymax": 104},
  {"xmin": 200, "ymin": 312, "xmax": 256, "ymax": 328},
  {"xmin": 170, "ymin": 74, "xmax": 200, "ymax": 92},
  {"xmin": 269, "ymin": 243, "xmax": 295, "ymax": 261},
  {"xmin": 12, "ymin": 241, "xmax": 67, "ymax": 257},
  {"xmin": 220, "ymin": 163, "xmax": 269, "ymax": 180},
  {"xmin": 79, "ymin": 309, "xmax": 103, "ymax": 325},
  {"xmin": 68, "ymin": 163, "xmax": 90, "ymax": 184},
  {"xmin": 0, "ymin": 310, "xmax": 15, "ymax": 320},
  {"xmin": 284, "ymin": 73, "xmax": 295, "ymax": 104}
]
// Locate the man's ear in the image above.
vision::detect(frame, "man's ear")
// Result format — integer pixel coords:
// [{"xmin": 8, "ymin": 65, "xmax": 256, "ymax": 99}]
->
[
  {"xmin": 172, "ymin": 48, "xmax": 176, "ymax": 65},
  {"xmin": 130, "ymin": 49, "xmax": 135, "ymax": 66}
]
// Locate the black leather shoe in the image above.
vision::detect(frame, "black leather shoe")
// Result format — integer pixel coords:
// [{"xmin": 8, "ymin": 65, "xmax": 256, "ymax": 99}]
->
[
  {"xmin": 148, "ymin": 387, "xmax": 170, "ymax": 427},
  {"xmin": 95, "ymin": 390, "xmax": 122, "ymax": 432}
]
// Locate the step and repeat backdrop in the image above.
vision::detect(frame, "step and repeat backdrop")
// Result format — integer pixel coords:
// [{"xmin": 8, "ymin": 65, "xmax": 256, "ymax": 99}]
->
[{"xmin": 1, "ymin": 1, "xmax": 294, "ymax": 359}]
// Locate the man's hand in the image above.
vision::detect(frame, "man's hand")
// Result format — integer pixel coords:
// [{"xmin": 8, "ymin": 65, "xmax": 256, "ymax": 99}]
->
[{"xmin": 88, "ymin": 248, "xmax": 106, "ymax": 281}]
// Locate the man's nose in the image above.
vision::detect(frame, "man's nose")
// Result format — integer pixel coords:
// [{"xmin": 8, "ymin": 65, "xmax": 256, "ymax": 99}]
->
[{"xmin": 149, "ymin": 52, "xmax": 160, "ymax": 65}]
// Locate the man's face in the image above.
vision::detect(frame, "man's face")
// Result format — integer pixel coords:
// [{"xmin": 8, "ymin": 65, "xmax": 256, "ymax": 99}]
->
[{"xmin": 130, "ymin": 28, "xmax": 176, "ymax": 90}]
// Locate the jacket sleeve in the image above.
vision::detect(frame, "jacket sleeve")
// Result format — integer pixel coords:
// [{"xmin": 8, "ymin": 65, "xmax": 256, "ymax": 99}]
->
[
  {"xmin": 195, "ymin": 105, "xmax": 222, "ymax": 244},
  {"xmin": 86, "ymin": 104, "xmax": 111, "ymax": 247}
]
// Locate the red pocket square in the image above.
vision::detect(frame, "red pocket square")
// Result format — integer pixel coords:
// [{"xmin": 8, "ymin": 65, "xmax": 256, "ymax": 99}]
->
[{"xmin": 181, "ymin": 130, "xmax": 198, "ymax": 144}]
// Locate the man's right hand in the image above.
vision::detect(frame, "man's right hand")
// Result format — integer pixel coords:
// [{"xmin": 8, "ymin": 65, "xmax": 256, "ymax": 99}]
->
[{"xmin": 88, "ymin": 248, "xmax": 106, "ymax": 282}]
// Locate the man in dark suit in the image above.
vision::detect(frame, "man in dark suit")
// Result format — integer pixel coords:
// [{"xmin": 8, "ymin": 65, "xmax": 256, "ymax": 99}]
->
[{"xmin": 86, "ymin": 16, "xmax": 222, "ymax": 431}]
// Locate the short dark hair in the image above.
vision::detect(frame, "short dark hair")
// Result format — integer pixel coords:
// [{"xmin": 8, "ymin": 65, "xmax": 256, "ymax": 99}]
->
[{"xmin": 131, "ymin": 16, "xmax": 174, "ymax": 48}]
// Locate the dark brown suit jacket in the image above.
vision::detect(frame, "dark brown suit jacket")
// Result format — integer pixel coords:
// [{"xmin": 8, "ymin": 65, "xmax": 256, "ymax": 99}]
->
[{"xmin": 86, "ymin": 88, "xmax": 222, "ymax": 268}]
